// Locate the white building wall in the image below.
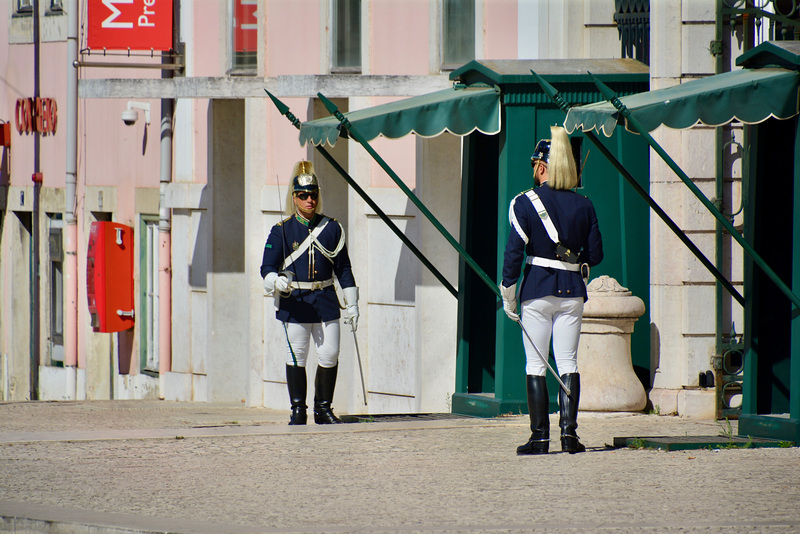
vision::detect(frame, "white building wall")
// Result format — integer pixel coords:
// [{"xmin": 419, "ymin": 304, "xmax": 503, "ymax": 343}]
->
[{"xmin": 648, "ymin": 0, "xmax": 745, "ymax": 417}]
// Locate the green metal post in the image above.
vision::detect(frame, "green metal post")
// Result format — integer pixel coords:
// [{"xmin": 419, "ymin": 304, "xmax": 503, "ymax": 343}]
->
[
  {"xmin": 265, "ymin": 90, "xmax": 457, "ymax": 298},
  {"xmin": 742, "ymin": 123, "xmax": 759, "ymax": 417},
  {"xmin": 317, "ymin": 92, "xmax": 501, "ymax": 299},
  {"xmin": 530, "ymin": 70, "xmax": 745, "ymax": 307},
  {"xmin": 589, "ymin": 72, "xmax": 800, "ymax": 311}
]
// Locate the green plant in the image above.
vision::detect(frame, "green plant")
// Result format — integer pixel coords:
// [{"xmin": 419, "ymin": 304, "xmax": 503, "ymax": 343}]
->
[
  {"xmin": 648, "ymin": 404, "xmax": 661, "ymax": 415},
  {"xmin": 779, "ymin": 441, "xmax": 794, "ymax": 448},
  {"xmin": 727, "ymin": 437, "xmax": 752, "ymax": 449},
  {"xmin": 717, "ymin": 417, "xmax": 734, "ymax": 439},
  {"xmin": 628, "ymin": 438, "xmax": 647, "ymax": 449},
  {"xmin": 713, "ymin": 418, "xmax": 755, "ymax": 448}
]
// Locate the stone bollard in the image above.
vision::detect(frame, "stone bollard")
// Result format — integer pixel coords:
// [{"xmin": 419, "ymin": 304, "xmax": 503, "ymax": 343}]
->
[{"xmin": 577, "ymin": 275, "xmax": 647, "ymax": 412}]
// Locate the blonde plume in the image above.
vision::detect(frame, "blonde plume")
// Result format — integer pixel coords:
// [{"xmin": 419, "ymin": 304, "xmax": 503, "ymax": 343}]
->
[{"xmin": 547, "ymin": 126, "xmax": 578, "ymax": 190}]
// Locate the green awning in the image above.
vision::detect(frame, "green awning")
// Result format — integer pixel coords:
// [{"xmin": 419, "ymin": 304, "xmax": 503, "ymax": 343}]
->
[
  {"xmin": 299, "ymin": 85, "xmax": 501, "ymax": 147},
  {"xmin": 564, "ymin": 68, "xmax": 800, "ymax": 137}
]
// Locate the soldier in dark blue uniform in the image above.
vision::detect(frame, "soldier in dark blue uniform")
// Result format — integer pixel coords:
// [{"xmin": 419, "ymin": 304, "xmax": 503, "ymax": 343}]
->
[
  {"xmin": 500, "ymin": 126, "xmax": 603, "ymax": 455},
  {"xmin": 261, "ymin": 161, "xmax": 359, "ymax": 425}
]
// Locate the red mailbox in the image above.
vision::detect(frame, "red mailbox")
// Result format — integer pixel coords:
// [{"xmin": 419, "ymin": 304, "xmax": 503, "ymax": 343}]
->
[
  {"xmin": 0, "ymin": 122, "xmax": 10, "ymax": 147},
  {"xmin": 87, "ymin": 221, "xmax": 135, "ymax": 333}
]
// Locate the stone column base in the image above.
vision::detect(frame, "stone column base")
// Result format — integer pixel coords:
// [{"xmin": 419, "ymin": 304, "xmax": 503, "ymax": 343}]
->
[{"xmin": 648, "ymin": 388, "xmax": 717, "ymax": 419}]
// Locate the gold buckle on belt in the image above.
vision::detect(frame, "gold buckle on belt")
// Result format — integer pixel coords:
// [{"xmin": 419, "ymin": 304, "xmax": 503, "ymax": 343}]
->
[{"xmin": 311, "ymin": 281, "xmax": 323, "ymax": 290}]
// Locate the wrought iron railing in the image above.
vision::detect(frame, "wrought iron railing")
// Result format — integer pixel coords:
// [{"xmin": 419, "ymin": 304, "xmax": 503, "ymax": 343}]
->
[
  {"xmin": 722, "ymin": 0, "xmax": 800, "ymax": 42},
  {"xmin": 715, "ymin": 337, "xmax": 745, "ymax": 419},
  {"xmin": 614, "ymin": 0, "xmax": 650, "ymax": 65}
]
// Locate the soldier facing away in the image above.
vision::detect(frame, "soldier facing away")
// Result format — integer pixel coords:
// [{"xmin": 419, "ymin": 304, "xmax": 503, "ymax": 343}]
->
[{"xmin": 500, "ymin": 126, "xmax": 603, "ymax": 454}]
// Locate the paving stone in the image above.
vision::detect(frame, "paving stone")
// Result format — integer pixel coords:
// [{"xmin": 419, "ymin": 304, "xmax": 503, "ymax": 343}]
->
[{"xmin": 0, "ymin": 401, "xmax": 798, "ymax": 533}]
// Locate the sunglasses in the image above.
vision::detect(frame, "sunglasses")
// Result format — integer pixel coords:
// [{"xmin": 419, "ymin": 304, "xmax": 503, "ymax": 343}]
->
[{"xmin": 295, "ymin": 192, "xmax": 318, "ymax": 201}]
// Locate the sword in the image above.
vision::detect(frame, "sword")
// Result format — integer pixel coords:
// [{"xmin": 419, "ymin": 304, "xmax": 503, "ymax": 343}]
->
[
  {"xmin": 274, "ymin": 270, "xmax": 294, "ymax": 310},
  {"xmin": 274, "ymin": 174, "xmax": 298, "ymax": 365},
  {"xmin": 350, "ymin": 328, "xmax": 368, "ymax": 406},
  {"xmin": 515, "ymin": 317, "xmax": 571, "ymax": 396}
]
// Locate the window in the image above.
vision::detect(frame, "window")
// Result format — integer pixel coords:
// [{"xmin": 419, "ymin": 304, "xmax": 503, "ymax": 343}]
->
[
  {"xmin": 48, "ymin": 214, "xmax": 64, "ymax": 365},
  {"xmin": 232, "ymin": 0, "xmax": 258, "ymax": 72},
  {"xmin": 16, "ymin": 0, "xmax": 33, "ymax": 14},
  {"xmin": 332, "ymin": 0, "xmax": 361, "ymax": 73},
  {"xmin": 442, "ymin": 0, "xmax": 475, "ymax": 70},
  {"xmin": 140, "ymin": 217, "xmax": 159, "ymax": 374}
]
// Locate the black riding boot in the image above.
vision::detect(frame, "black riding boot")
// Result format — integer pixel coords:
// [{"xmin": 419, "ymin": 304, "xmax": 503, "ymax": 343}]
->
[
  {"xmin": 559, "ymin": 373, "xmax": 586, "ymax": 453},
  {"xmin": 314, "ymin": 364, "xmax": 343, "ymax": 424},
  {"xmin": 286, "ymin": 365, "xmax": 307, "ymax": 425},
  {"xmin": 517, "ymin": 375, "xmax": 550, "ymax": 455}
]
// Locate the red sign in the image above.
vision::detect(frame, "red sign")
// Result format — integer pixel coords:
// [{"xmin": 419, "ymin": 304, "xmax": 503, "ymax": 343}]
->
[
  {"xmin": 234, "ymin": 0, "xmax": 258, "ymax": 53},
  {"xmin": 16, "ymin": 98, "xmax": 58, "ymax": 135},
  {"xmin": 87, "ymin": 0, "xmax": 173, "ymax": 51}
]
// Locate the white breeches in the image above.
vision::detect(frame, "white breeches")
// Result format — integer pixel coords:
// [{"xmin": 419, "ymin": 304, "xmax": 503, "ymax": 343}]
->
[
  {"xmin": 520, "ymin": 296, "xmax": 584, "ymax": 377},
  {"xmin": 283, "ymin": 320, "xmax": 340, "ymax": 368}
]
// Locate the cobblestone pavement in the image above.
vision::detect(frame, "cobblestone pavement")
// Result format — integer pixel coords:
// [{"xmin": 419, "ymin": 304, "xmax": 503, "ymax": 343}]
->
[{"xmin": 1, "ymin": 400, "xmax": 799, "ymax": 533}]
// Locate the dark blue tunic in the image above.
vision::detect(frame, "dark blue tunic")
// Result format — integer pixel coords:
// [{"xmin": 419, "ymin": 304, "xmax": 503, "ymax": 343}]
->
[
  {"xmin": 502, "ymin": 183, "xmax": 603, "ymax": 302},
  {"xmin": 260, "ymin": 213, "xmax": 356, "ymax": 323}
]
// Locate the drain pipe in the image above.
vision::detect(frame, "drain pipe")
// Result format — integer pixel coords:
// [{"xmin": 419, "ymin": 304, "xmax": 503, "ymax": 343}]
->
[
  {"xmin": 158, "ymin": 92, "xmax": 173, "ymax": 392},
  {"xmin": 157, "ymin": 10, "xmax": 177, "ymax": 394},
  {"xmin": 31, "ymin": 0, "xmax": 41, "ymax": 399},
  {"xmin": 64, "ymin": 0, "xmax": 79, "ymax": 388}
]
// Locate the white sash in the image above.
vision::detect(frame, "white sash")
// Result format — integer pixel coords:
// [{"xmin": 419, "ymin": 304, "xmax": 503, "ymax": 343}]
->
[
  {"xmin": 513, "ymin": 190, "xmax": 583, "ymax": 274},
  {"xmin": 509, "ymin": 190, "xmax": 560, "ymax": 245},
  {"xmin": 526, "ymin": 256, "xmax": 580, "ymax": 272},
  {"xmin": 281, "ymin": 216, "xmax": 331, "ymax": 271},
  {"xmin": 526, "ymin": 190, "xmax": 561, "ymax": 244}
]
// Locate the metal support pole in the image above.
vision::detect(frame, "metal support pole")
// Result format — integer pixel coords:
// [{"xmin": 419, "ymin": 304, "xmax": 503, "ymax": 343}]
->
[{"xmin": 588, "ymin": 72, "xmax": 800, "ymax": 310}]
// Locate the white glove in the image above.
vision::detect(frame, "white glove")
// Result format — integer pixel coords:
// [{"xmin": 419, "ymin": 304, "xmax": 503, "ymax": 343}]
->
[
  {"xmin": 274, "ymin": 274, "xmax": 290, "ymax": 294},
  {"xmin": 343, "ymin": 286, "xmax": 359, "ymax": 332},
  {"xmin": 263, "ymin": 272, "xmax": 278, "ymax": 296},
  {"xmin": 499, "ymin": 283, "xmax": 519, "ymax": 322},
  {"xmin": 263, "ymin": 272, "xmax": 290, "ymax": 296}
]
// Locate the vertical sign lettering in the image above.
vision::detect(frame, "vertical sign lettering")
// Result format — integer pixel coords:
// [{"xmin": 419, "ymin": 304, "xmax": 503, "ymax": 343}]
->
[{"xmin": 15, "ymin": 98, "xmax": 58, "ymax": 135}]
